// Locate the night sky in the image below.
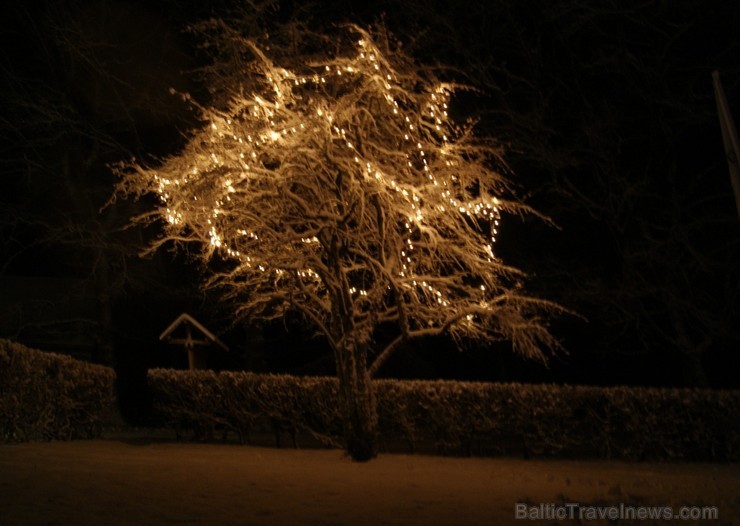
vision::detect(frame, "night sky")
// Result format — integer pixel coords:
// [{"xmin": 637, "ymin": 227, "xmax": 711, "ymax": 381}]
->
[{"xmin": 1, "ymin": 0, "xmax": 739, "ymax": 414}]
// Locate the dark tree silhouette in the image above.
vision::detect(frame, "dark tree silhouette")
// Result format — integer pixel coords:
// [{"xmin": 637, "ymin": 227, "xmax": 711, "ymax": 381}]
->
[
  {"xmin": 380, "ymin": 0, "xmax": 740, "ymax": 386},
  {"xmin": 0, "ymin": 1, "xmax": 195, "ymax": 364}
]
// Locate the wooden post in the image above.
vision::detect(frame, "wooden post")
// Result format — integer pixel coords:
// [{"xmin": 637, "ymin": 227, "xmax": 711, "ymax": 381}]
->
[
  {"xmin": 713, "ymin": 70, "xmax": 740, "ymax": 219},
  {"xmin": 186, "ymin": 324, "xmax": 196, "ymax": 370}
]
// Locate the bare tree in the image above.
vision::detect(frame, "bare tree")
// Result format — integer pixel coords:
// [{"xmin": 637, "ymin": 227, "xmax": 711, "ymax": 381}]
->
[{"xmin": 115, "ymin": 24, "xmax": 560, "ymax": 460}]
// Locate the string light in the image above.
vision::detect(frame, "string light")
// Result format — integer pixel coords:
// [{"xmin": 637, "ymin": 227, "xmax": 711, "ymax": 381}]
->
[{"xmin": 147, "ymin": 27, "xmax": 506, "ymax": 314}]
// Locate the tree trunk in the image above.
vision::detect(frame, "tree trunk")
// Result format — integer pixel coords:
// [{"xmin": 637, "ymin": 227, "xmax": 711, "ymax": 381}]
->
[
  {"xmin": 94, "ymin": 250, "xmax": 115, "ymax": 366},
  {"xmin": 673, "ymin": 316, "xmax": 709, "ymax": 387},
  {"xmin": 335, "ymin": 342, "xmax": 378, "ymax": 461},
  {"xmin": 680, "ymin": 350, "xmax": 708, "ymax": 388}
]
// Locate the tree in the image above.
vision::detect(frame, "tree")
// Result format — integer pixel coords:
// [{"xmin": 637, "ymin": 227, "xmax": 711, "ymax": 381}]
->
[{"xmin": 115, "ymin": 24, "xmax": 560, "ymax": 460}]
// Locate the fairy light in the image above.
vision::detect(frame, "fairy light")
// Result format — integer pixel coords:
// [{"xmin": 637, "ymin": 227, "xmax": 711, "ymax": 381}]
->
[{"xmin": 146, "ymin": 27, "xmax": 507, "ymax": 313}]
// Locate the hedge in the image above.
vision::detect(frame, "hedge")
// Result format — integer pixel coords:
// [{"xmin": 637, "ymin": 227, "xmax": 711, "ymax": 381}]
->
[
  {"xmin": 375, "ymin": 380, "xmax": 740, "ymax": 460},
  {"xmin": 0, "ymin": 339, "xmax": 116, "ymax": 443},
  {"xmin": 147, "ymin": 369, "xmax": 740, "ymax": 461},
  {"xmin": 147, "ymin": 370, "xmax": 343, "ymax": 447}
]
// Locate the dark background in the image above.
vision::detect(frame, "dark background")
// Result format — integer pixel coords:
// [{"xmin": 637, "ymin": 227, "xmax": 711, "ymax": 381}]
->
[{"xmin": 2, "ymin": 0, "xmax": 739, "ymax": 421}]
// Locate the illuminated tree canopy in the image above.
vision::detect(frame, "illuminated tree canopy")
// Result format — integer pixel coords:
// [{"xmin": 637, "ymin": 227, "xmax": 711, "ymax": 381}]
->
[{"xmin": 115, "ymin": 24, "xmax": 560, "ymax": 460}]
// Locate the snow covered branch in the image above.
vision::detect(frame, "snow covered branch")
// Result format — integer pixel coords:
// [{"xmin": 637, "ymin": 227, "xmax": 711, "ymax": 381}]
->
[{"xmin": 115, "ymin": 23, "xmax": 559, "ymax": 375}]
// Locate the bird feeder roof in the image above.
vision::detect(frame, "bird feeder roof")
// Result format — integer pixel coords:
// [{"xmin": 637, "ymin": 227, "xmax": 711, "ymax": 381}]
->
[{"xmin": 159, "ymin": 312, "xmax": 228, "ymax": 352}]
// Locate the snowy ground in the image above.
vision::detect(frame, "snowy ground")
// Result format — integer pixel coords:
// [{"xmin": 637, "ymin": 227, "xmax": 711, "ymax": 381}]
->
[{"xmin": 1, "ymin": 435, "xmax": 738, "ymax": 525}]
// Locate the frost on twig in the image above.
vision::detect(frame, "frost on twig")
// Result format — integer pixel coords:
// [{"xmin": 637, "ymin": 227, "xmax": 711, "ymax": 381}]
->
[{"xmin": 115, "ymin": 24, "xmax": 560, "ymax": 374}]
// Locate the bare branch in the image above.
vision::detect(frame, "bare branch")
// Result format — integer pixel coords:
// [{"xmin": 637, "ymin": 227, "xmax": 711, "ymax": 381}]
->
[{"xmin": 115, "ymin": 22, "xmax": 561, "ymax": 378}]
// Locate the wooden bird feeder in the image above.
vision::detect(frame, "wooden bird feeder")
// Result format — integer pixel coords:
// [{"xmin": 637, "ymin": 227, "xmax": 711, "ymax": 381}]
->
[{"xmin": 159, "ymin": 313, "xmax": 228, "ymax": 370}]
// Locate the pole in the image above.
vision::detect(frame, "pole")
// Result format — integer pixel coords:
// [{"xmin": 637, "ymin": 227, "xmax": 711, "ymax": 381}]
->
[
  {"xmin": 186, "ymin": 324, "xmax": 195, "ymax": 370},
  {"xmin": 712, "ymin": 70, "xmax": 740, "ymax": 219}
]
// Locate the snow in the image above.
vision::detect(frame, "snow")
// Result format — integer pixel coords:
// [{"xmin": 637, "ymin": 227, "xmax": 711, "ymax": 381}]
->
[
  {"xmin": 117, "ymin": 25, "xmax": 560, "ymax": 380},
  {"xmin": 1, "ymin": 437, "xmax": 737, "ymax": 525}
]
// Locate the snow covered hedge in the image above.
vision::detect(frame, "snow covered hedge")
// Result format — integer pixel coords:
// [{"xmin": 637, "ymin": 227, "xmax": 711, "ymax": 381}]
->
[
  {"xmin": 147, "ymin": 369, "xmax": 740, "ymax": 461},
  {"xmin": 376, "ymin": 380, "xmax": 740, "ymax": 461},
  {"xmin": 147, "ymin": 369, "xmax": 342, "ymax": 447},
  {"xmin": 0, "ymin": 340, "xmax": 116, "ymax": 443}
]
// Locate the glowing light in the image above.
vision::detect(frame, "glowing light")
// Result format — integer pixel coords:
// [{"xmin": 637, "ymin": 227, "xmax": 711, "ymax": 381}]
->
[{"xmin": 136, "ymin": 25, "xmax": 515, "ymax": 331}]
